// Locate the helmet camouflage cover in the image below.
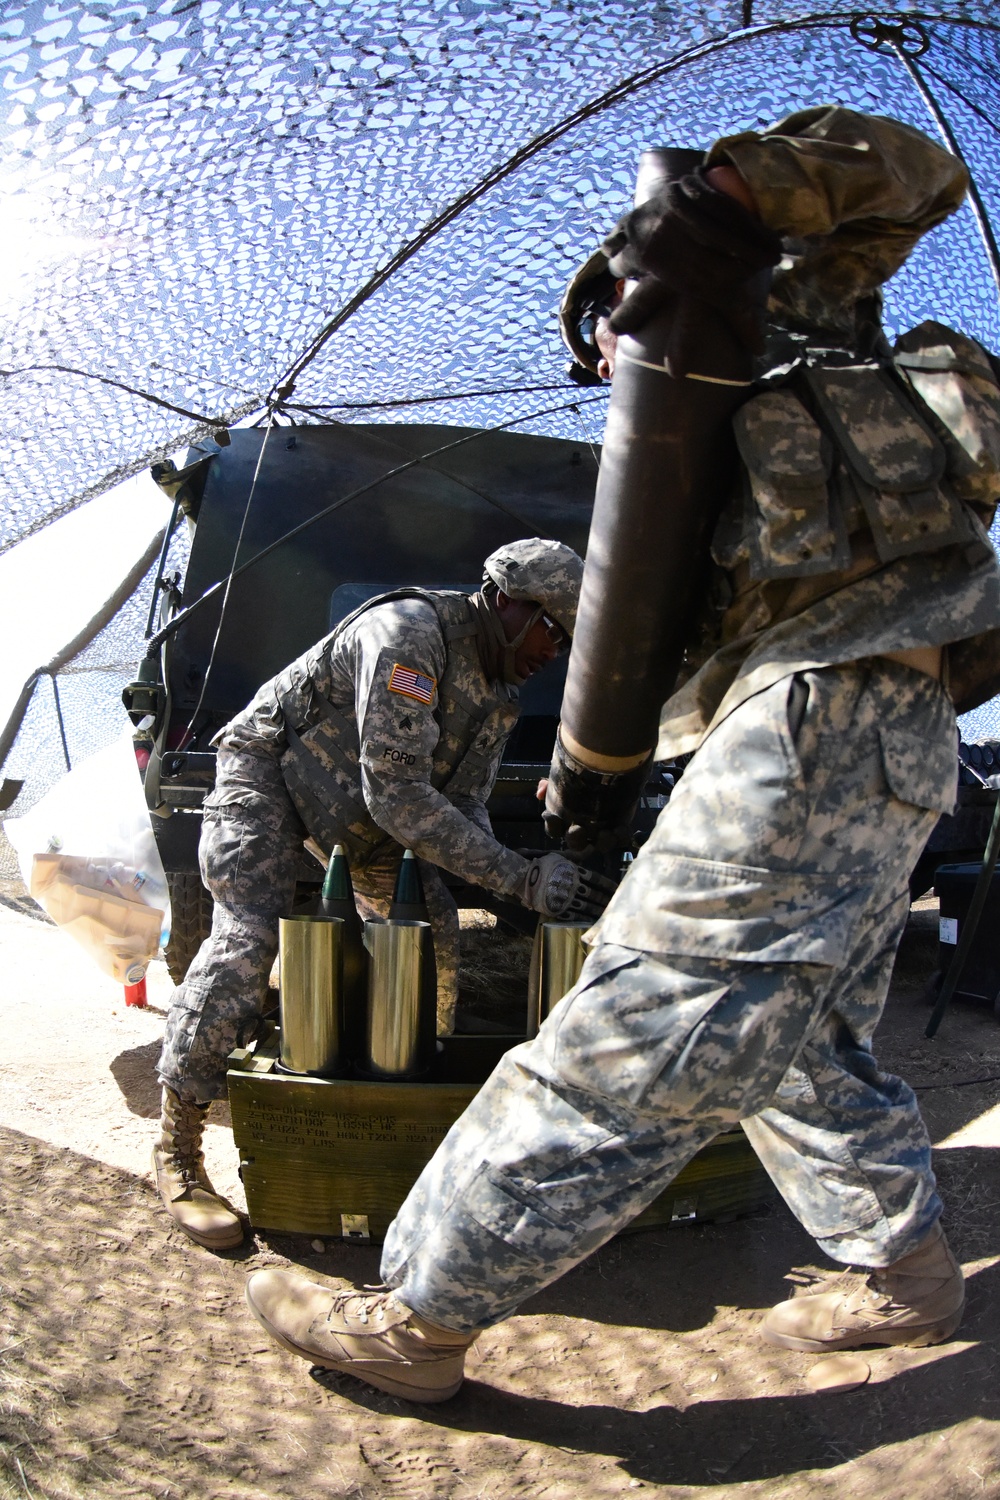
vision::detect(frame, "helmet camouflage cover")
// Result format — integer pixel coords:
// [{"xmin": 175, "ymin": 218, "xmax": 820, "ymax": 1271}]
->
[{"xmin": 483, "ymin": 537, "xmax": 584, "ymax": 638}]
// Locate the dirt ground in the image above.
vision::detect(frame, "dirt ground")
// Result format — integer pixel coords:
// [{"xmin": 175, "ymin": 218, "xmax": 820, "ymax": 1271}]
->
[{"xmin": 1, "ymin": 877, "xmax": 999, "ymax": 1500}]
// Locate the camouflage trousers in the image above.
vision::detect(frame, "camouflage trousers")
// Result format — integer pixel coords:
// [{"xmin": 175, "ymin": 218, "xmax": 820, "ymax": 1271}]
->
[
  {"xmin": 382, "ymin": 659, "xmax": 958, "ymax": 1332},
  {"xmin": 157, "ymin": 745, "xmax": 460, "ymax": 1104}
]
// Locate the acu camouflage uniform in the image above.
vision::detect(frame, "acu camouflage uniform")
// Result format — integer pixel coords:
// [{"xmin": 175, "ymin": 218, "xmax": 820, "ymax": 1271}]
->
[
  {"xmin": 159, "ymin": 590, "xmax": 530, "ymax": 1103},
  {"xmin": 378, "ymin": 107, "xmax": 1000, "ymax": 1333}
]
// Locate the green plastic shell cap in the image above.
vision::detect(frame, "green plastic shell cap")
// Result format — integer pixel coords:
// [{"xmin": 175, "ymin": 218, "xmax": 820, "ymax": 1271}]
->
[{"xmin": 321, "ymin": 844, "xmax": 353, "ymax": 902}]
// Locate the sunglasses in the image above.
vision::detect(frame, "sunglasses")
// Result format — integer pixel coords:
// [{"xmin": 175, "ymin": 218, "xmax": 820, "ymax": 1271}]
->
[{"xmin": 540, "ymin": 612, "xmax": 571, "ymax": 654}]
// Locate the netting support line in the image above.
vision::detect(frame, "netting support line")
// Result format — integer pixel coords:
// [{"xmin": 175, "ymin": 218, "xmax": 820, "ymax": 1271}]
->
[
  {"xmin": 145, "ymin": 392, "xmax": 607, "ymax": 660},
  {"xmin": 48, "ymin": 673, "xmax": 71, "ymax": 773},
  {"xmin": 264, "ymin": 14, "xmax": 848, "ymax": 408},
  {"xmin": 179, "ymin": 412, "xmax": 277, "ymax": 745},
  {"xmin": 283, "ymin": 380, "xmax": 571, "ymax": 414},
  {"xmin": 896, "ymin": 44, "xmax": 1000, "ymax": 303},
  {"xmin": 264, "ymin": 10, "xmax": 1000, "ymax": 409},
  {"xmin": 0, "ymin": 363, "xmax": 227, "ymax": 429}
]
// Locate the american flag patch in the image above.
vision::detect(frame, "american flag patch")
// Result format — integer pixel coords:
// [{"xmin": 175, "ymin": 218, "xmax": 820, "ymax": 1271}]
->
[{"xmin": 387, "ymin": 663, "xmax": 436, "ymax": 704}]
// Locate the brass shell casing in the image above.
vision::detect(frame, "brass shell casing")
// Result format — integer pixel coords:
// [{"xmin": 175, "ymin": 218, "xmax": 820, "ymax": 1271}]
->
[
  {"xmin": 364, "ymin": 919, "xmax": 434, "ymax": 1080},
  {"xmin": 527, "ymin": 921, "xmax": 590, "ymax": 1039},
  {"xmin": 278, "ymin": 913, "xmax": 344, "ymax": 1076}
]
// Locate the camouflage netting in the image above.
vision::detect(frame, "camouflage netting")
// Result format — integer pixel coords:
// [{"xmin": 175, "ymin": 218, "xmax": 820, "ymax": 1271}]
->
[{"xmin": 2, "ymin": 2, "xmax": 1000, "ymax": 876}]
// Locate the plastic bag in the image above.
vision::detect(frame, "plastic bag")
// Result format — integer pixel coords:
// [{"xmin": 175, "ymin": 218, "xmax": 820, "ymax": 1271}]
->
[{"xmin": 5, "ymin": 733, "xmax": 170, "ymax": 984}]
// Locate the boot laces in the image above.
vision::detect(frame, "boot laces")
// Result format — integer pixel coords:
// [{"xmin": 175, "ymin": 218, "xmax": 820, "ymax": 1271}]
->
[
  {"xmin": 173, "ymin": 1125, "xmax": 205, "ymax": 1181},
  {"xmin": 786, "ymin": 1265, "xmax": 865, "ymax": 1295},
  {"xmin": 864, "ymin": 1269, "xmax": 904, "ymax": 1311},
  {"xmin": 787, "ymin": 1264, "xmax": 893, "ymax": 1313},
  {"xmin": 173, "ymin": 1155, "xmax": 203, "ymax": 1188},
  {"xmin": 162, "ymin": 1101, "xmax": 208, "ymax": 1185},
  {"xmin": 326, "ymin": 1289, "xmax": 391, "ymax": 1329}
]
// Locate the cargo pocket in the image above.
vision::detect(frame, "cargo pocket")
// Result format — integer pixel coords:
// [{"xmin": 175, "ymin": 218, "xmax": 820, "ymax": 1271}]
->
[
  {"xmin": 598, "ymin": 853, "xmax": 865, "ymax": 967},
  {"xmin": 878, "ymin": 725, "xmax": 957, "ymax": 816},
  {"xmin": 461, "ymin": 1160, "xmax": 597, "ymax": 1258},
  {"xmin": 546, "ymin": 942, "xmax": 735, "ymax": 1111},
  {"xmin": 734, "ymin": 389, "xmax": 846, "ymax": 580},
  {"xmin": 200, "ymin": 803, "xmax": 298, "ymax": 909},
  {"xmin": 895, "ymin": 319, "xmax": 1000, "ymax": 527},
  {"xmin": 805, "ymin": 363, "xmax": 972, "ymax": 560},
  {"xmin": 198, "ymin": 806, "xmax": 247, "ymax": 905},
  {"xmin": 547, "ymin": 931, "xmax": 832, "ymax": 1118}
]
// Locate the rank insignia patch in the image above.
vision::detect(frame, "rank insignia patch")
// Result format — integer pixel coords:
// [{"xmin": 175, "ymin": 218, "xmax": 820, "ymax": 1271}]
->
[{"xmin": 388, "ymin": 663, "xmax": 436, "ymax": 704}]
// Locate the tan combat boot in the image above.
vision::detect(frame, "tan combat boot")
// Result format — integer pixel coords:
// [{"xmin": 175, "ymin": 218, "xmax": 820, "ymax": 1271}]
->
[
  {"xmin": 763, "ymin": 1221, "xmax": 964, "ymax": 1351},
  {"xmin": 245, "ymin": 1270, "xmax": 478, "ymax": 1402},
  {"xmin": 152, "ymin": 1086, "xmax": 244, "ymax": 1250}
]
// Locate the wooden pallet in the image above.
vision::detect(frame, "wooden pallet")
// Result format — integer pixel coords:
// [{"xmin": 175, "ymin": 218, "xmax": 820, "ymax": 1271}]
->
[{"xmin": 228, "ymin": 1031, "xmax": 772, "ymax": 1241}]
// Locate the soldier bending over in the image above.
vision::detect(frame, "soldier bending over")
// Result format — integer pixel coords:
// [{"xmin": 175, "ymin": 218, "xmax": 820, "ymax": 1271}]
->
[{"xmin": 154, "ymin": 539, "xmax": 610, "ymax": 1248}]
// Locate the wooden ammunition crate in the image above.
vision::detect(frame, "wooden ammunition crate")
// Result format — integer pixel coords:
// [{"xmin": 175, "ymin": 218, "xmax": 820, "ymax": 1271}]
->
[{"xmin": 229, "ymin": 1031, "xmax": 772, "ymax": 1242}]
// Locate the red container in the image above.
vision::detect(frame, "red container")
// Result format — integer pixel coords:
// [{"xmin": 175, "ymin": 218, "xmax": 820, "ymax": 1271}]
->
[{"xmin": 124, "ymin": 976, "xmax": 148, "ymax": 1008}]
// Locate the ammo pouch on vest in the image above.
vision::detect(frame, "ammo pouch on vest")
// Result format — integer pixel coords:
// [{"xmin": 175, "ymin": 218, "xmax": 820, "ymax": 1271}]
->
[
  {"xmin": 894, "ymin": 320, "xmax": 1000, "ymax": 527},
  {"xmin": 726, "ymin": 327, "xmax": 999, "ymax": 584},
  {"xmin": 732, "ymin": 389, "xmax": 848, "ymax": 579}
]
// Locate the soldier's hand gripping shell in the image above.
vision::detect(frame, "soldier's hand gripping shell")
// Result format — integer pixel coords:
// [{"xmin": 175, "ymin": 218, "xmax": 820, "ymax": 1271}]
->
[
  {"xmin": 603, "ymin": 171, "xmax": 782, "ymax": 355},
  {"xmin": 522, "ymin": 853, "xmax": 616, "ymax": 922},
  {"xmin": 543, "ymin": 731, "xmax": 652, "ymax": 854}
]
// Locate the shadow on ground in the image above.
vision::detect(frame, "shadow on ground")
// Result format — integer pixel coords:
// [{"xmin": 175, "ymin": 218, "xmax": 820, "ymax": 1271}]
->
[
  {"xmin": 109, "ymin": 1039, "xmax": 163, "ymax": 1118},
  {"xmin": 5, "ymin": 1123, "xmax": 995, "ymax": 1499},
  {"xmin": 110, "ymin": 1041, "xmax": 234, "ymax": 1132},
  {"xmin": 4, "ymin": 899, "xmax": 1000, "ymax": 1500},
  {"xmin": 400, "ymin": 1307, "xmax": 998, "ymax": 1488}
]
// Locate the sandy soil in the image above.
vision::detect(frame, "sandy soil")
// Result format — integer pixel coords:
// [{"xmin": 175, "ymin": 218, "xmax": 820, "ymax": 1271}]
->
[{"xmin": 1, "ymin": 885, "xmax": 999, "ymax": 1500}]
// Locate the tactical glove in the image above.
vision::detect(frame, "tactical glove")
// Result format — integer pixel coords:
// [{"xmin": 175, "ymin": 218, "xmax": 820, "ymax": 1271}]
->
[
  {"xmin": 543, "ymin": 731, "xmax": 652, "ymax": 853},
  {"xmin": 602, "ymin": 171, "xmax": 782, "ymax": 371},
  {"xmin": 522, "ymin": 853, "xmax": 616, "ymax": 922}
]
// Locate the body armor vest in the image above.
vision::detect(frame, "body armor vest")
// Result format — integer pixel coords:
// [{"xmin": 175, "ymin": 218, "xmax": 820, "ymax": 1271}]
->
[
  {"xmin": 266, "ymin": 590, "xmax": 518, "ymax": 868},
  {"xmin": 712, "ymin": 320, "xmax": 1000, "ymax": 586}
]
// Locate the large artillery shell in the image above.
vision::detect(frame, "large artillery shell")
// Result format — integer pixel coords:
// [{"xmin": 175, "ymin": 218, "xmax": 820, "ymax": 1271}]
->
[
  {"xmin": 555, "ymin": 146, "xmax": 760, "ymax": 769},
  {"xmin": 364, "ymin": 919, "xmax": 434, "ymax": 1080},
  {"xmin": 526, "ymin": 921, "xmax": 590, "ymax": 1038},
  {"xmin": 278, "ymin": 913, "xmax": 344, "ymax": 1075}
]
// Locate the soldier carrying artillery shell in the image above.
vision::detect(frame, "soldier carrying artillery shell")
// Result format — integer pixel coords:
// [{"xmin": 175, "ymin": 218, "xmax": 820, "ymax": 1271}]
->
[{"xmin": 245, "ymin": 106, "xmax": 1000, "ymax": 1398}]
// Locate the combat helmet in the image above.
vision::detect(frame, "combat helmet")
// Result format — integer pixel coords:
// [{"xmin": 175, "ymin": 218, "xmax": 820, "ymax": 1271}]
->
[
  {"xmin": 483, "ymin": 538, "xmax": 584, "ymax": 640},
  {"xmin": 558, "ymin": 247, "xmax": 617, "ymax": 385}
]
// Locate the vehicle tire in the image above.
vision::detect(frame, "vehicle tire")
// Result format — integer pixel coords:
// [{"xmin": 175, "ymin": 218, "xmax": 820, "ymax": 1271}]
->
[{"xmin": 164, "ymin": 871, "xmax": 214, "ymax": 985}]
